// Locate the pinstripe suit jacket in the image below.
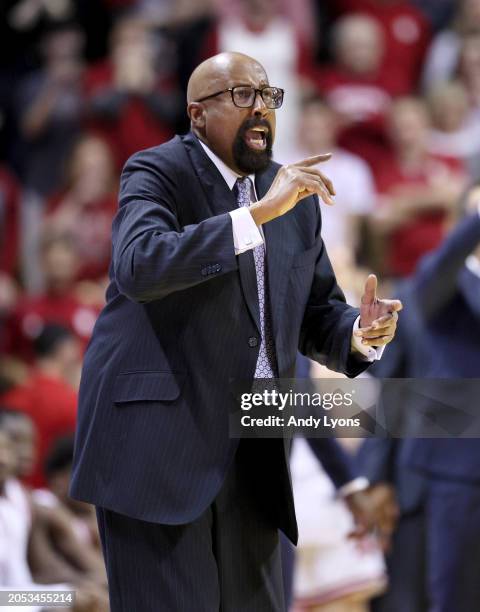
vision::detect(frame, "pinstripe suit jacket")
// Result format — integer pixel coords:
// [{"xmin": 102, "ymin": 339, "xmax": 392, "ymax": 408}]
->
[{"xmin": 70, "ymin": 132, "xmax": 368, "ymax": 543}]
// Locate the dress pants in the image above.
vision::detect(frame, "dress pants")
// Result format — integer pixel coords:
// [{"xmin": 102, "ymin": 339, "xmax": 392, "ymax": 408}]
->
[
  {"xmin": 96, "ymin": 439, "xmax": 286, "ymax": 612},
  {"xmin": 373, "ymin": 478, "xmax": 480, "ymax": 612},
  {"xmin": 425, "ymin": 478, "xmax": 480, "ymax": 612},
  {"xmin": 371, "ymin": 511, "xmax": 427, "ymax": 612}
]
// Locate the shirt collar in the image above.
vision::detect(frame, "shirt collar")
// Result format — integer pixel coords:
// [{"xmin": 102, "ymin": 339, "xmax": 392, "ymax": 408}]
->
[
  {"xmin": 466, "ymin": 255, "xmax": 480, "ymax": 279},
  {"xmin": 197, "ymin": 138, "xmax": 255, "ymax": 193}
]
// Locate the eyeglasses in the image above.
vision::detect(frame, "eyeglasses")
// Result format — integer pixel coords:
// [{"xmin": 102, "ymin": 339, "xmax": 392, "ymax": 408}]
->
[{"xmin": 195, "ymin": 86, "xmax": 284, "ymax": 109}]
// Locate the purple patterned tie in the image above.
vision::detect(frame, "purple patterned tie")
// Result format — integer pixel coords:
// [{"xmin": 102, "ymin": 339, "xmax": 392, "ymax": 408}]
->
[{"xmin": 236, "ymin": 177, "xmax": 278, "ymax": 378}]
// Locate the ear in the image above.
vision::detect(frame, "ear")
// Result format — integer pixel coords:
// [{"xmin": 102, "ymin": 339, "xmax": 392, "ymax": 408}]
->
[{"xmin": 187, "ymin": 102, "xmax": 206, "ymax": 130}]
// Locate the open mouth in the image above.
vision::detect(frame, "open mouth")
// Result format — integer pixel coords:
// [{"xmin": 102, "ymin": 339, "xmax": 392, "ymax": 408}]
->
[{"xmin": 244, "ymin": 127, "xmax": 268, "ymax": 151}]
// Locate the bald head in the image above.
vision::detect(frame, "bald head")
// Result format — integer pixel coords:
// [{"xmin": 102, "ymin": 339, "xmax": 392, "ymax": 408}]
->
[
  {"xmin": 186, "ymin": 52, "xmax": 276, "ymax": 176},
  {"xmin": 187, "ymin": 52, "xmax": 267, "ymax": 104}
]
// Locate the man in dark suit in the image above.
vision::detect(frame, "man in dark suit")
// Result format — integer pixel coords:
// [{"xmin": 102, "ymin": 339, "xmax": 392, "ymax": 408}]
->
[
  {"xmin": 359, "ymin": 186, "xmax": 480, "ymax": 612},
  {"xmin": 70, "ymin": 52, "xmax": 401, "ymax": 611}
]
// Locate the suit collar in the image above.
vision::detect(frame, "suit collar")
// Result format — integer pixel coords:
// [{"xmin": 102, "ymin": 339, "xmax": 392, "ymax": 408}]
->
[
  {"xmin": 196, "ymin": 139, "xmax": 241, "ymax": 191},
  {"xmin": 465, "ymin": 255, "xmax": 480, "ymax": 279},
  {"xmin": 187, "ymin": 132, "xmax": 260, "ymax": 198},
  {"xmin": 181, "ymin": 131, "xmax": 237, "ymax": 215},
  {"xmin": 459, "ymin": 265, "xmax": 480, "ymax": 318},
  {"xmin": 182, "ymin": 132, "xmax": 261, "ymax": 334}
]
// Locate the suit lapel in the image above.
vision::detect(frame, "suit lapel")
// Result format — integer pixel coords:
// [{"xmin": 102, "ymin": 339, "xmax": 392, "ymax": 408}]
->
[
  {"xmin": 182, "ymin": 132, "xmax": 237, "ymax": 216},
  {"xmin": 181, "ymin": 134, "xmax": 293, "ymax": 346},
  {"xmin": 182, "ymin": 132, "xmax": 261, "ymax": 335}
]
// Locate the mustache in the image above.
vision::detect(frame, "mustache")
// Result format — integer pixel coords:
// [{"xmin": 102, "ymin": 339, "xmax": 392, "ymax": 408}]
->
[{"xmin": 237, "ymin": 117, "xmax": 272, "ymax": 136}]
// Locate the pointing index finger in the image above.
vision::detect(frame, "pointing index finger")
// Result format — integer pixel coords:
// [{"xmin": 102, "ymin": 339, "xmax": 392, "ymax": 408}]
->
[
  {"xmin": 293, "ymin": 153, "xmax": 332, "ymax": 167},
  {"xmin": 361, "ymin": 274, "xmax": 378, "ymax": 306}
]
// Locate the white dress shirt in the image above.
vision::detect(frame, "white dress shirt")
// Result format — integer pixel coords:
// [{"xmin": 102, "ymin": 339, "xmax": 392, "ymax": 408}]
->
[
  {"xmin": 198, "ymin": 139, "xmax": 383, "ymax": 361},
  {"xmin": 465, "ymin": 203, "xmax": 480, "ymax": 277}
]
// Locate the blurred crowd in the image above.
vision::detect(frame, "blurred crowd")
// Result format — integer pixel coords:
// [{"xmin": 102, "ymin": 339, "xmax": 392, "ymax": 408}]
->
[{"xmin": 1, "ymin": 0, "xmax": 480, "ymax": 610}]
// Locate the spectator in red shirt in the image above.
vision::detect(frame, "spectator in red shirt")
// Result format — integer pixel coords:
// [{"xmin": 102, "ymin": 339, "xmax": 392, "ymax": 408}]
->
[
  {"xmin": 83, "ymin": 16, "xmax": 178, "ymax": 170},
  {"xmin": 1, "ymin": 324, "xmax": 80, "ymax": 488},
  {"xmin": 371, "ymin": 97, "xmax": 467, "ymax": 277},
  {"xmin": 329, "ymin": 0, "xmax": 431, "ymax": 95},
  {"xmin": 4, "ymin": 231, "xmax": 102, "ymax": 363},
  {"xmin": 45, "ymin": 134, "xmax": 118, "ymax": 282},
  {"xmin": 313, "ymin": 14, "xmax": 392, "ymax": 168}
]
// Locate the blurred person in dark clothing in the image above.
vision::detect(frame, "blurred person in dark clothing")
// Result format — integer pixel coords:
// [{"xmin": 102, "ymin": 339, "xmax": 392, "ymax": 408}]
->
[
  {"xmin": 370, "ymin": 97, "xmax": 466, "ymax": 278},
  {"xmin": 359, "ymin": 182, "xmax": 480, "ymax": 612},
  {"xmin": 16, "ymin": 22, "xmax": 86, "ymax": 198},
  {"xmin": 83, "ymin": 15, "xmax": 179, "ymax": 169},
  {"xmin": 45, "ymin": 134, "xmax": 118, "ymax": 282},
  {"xmin": 3, "ymin": 231, "xmax": 102, "ymax": 362},
  {"xmin": 411, "ymin": 0, "xmax": 456, "ymax": 32},
  {"xmin": 1, "ymin": 325, "xmax": 79, "ymax": 488}
]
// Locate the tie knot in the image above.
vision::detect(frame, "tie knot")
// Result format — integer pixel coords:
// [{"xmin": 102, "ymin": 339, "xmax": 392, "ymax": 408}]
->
[{"xmin": 235, "ymin": 177, "xmax": 251, "ymax": 208}]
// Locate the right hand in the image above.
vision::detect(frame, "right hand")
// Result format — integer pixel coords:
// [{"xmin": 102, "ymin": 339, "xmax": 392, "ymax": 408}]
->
[{"xmin": 250, "ymin": 154, "xmax": 335, "ymax": 226}]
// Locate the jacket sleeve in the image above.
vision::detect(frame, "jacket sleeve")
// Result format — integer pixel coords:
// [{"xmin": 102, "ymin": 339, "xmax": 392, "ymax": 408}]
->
[
  {"xmin": 298, "ymin": 196, "xmax": 370, "ymax": 378},
  {"xmin": 413, "ymin": 212, "xmax": 480, "ymax": 319},
  {"xmin": 112, "ymin": 150, "xmax": 238, "ymax": 303},
  {"xmin": 306, "ymin": 437, "xmax": 358, "ymax": 488}
]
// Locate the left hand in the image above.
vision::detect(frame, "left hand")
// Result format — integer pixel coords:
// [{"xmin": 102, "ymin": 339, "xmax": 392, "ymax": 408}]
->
[
  {"xmin": 355, "ymin": 274, "xmax": 403, "ymax": 347},
  {"xmin": 345, "ymin": 484, "xmax": 400, "ymax": 550}
]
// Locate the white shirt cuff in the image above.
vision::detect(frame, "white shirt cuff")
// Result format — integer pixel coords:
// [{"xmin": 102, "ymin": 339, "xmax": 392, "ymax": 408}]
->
[
  {"xmin": 351, "ymin": 315, "xmax": 385, "ymax": 361},
  {"xmin": 229, "ymin": 207, "xmax": 264, "ymax": 255},
  {"xmin": 337, "ymin": 476, "xmax": 370, "ymax": 498}
]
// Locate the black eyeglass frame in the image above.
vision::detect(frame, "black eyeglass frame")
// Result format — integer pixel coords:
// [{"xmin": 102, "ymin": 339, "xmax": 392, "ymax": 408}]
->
[{"xmin": 195, "ymin": 86, "xmax": 285, "ymax": 109}]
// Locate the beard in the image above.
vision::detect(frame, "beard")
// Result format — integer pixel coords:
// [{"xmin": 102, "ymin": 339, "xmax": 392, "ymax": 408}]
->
[{"xmin": 232, "ymin": 117, "xmax": 273, "ymax": 174}]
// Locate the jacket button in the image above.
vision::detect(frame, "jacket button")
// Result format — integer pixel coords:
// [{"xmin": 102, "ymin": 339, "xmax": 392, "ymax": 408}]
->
[{"xmin": 248, "ymin": 336, "xmax": 258, "ymax": 347}]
